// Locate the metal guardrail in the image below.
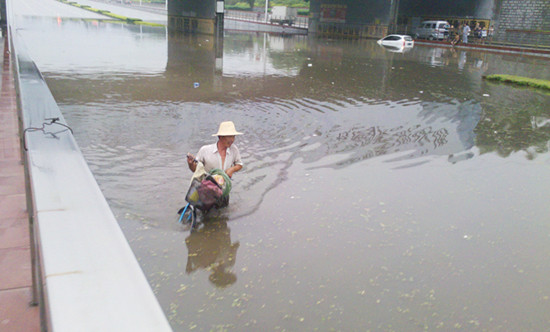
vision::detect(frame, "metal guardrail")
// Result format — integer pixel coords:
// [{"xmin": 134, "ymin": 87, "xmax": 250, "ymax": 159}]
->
[
  {"xmin": 225, "ymin": 9, "xmax": 308, "ymax": 29},
  {"xmin": 6, "ymin": 0, "xmax": 173, "ymax": 330}
]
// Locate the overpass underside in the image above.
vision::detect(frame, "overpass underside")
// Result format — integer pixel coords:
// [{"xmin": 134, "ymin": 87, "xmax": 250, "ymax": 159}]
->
[
  {"xmin": 306, "ymin": 0, "xmax": 493, "ymax": 39},
  {"xmin": 166, "ymin": 0, "xmax": 394, "ymax": 39},
  {"xmin": 308, "ymin": 0, "xmax": 549, "ymax": 47},
  {"xmin": 167, "ymin": 0, "xmax": 550, "ymax": 48}
]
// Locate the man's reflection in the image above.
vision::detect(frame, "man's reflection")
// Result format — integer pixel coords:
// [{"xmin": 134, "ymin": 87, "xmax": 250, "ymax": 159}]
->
[
  {"xmin": 458, "ymin": 51, "xmax": 467, "ymax": 70},
  {"xmin": 185, "ymin": 219, "xmax": 239, "ymax": 288}
]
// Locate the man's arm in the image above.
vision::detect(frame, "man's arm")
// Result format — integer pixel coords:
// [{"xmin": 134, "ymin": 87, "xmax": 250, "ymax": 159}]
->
[
  {"xmin": 226, "ymin": 145, "xmax": 243, "ymax": 178},
  {"xmin": 225, "ymin": 164, "xmax": 242, "ymax": 178}
]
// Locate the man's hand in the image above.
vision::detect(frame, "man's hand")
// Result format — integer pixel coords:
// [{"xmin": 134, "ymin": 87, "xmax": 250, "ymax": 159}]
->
[
  {"xmin": 225, "ymin": 164, "xmax": 242, "ymax": 178},
  {"xmin": 187, "ymin": 153, "xmax": 197, "ymax": 172},
  {"xmin": 187, "ymin": 153, "xmax": 196, "ymax": 164}
]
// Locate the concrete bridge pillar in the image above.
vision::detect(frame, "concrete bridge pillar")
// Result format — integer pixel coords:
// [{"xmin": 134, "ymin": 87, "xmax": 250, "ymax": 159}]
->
[{"xmin": 167, "ymin": 0, "xmax": 224, "ymax": 35}]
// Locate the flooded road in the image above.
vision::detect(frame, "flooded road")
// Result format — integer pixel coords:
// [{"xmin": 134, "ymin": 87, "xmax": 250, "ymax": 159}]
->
[{"xmin": 12, "ymin": 5, "xmax": 550, "ymax": 331}]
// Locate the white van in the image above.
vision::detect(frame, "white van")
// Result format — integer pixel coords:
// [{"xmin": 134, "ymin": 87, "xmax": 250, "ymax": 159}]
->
[
  {"xmin": 270, "ymin": 6, "xmax": 298, "ymax": 25},
  {"xmin": 414, "ymin": 20, "xmax": 450, "ymax": 40}
]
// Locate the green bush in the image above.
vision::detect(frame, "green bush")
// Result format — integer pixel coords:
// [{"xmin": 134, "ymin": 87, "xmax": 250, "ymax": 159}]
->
[{"xmin": 226, "ymin": 3, "xmax": 253, "ymax": 10}]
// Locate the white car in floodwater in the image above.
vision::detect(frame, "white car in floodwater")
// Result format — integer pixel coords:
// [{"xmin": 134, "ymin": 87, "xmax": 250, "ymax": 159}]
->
[{"xmin": 377, "ymin": 34, "xmax": 415, "ymax": 50}]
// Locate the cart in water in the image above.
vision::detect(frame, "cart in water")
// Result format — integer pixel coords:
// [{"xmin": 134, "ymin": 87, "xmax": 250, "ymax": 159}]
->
[{"xmin": 178, "ymin": 161, "xmax": 232, "ymax": 230}]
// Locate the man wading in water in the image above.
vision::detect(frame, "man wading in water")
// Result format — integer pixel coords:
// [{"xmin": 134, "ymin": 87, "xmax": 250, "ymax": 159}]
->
[{"xmin": 187, "ymin": 121, "xmax": 244, "ymax": 207}]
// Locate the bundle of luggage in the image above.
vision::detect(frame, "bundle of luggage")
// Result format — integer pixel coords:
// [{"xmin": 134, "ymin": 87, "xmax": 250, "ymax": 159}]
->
[{"xmin": 185, "ymin": 165, "xmax": 231, "ymax": 211}]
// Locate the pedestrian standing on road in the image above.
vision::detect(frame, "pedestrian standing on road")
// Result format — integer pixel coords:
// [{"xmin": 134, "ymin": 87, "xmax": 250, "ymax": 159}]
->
[
  {"xmin": 481, "ymin": 26, "xmax": 488, "ymax": 43},
  {"xmin": 474, "ymin": 22, "xmax": 481, "ymax": 40},
  {"xmin": 462, "ymin": 24, "xmax": 471, "ymax": 44}
]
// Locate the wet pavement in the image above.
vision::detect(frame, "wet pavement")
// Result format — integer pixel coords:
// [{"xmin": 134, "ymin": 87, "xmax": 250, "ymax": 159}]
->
[
  {"xmin": 7, "ymin": 0, "xmax": 550, "ymax": 330},
  {"xmin": 0, "ymin": 33, "xmax": 40, "ymax": 332}
]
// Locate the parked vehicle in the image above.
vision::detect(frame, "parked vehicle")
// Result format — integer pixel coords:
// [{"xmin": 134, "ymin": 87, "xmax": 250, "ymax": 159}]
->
[
  {"xmin": 377, "ymin": 34, "xmax": 415, "ymax": 49},
  {"xmin": 270, "ymin": 6, "xmax": 298, "ymax": 26},
  {"xmin": 413, "ymin": 20, "xmax": 450, "ymax": 40}
]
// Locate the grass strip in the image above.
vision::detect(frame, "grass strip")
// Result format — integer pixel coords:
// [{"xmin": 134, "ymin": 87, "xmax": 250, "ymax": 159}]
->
[{"xmin": 483, "ymin": 74, "xmax": 550, "ymax": 91}]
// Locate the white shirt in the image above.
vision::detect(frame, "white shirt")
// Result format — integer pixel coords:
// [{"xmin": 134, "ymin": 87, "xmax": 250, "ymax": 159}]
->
[{"xmin": 195, "ymin": 142, "xmax": 243, "ymax": 173}]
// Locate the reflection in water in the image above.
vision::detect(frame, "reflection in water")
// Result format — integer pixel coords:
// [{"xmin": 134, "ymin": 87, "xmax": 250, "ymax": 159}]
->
[
  {"xmin": 459, "ymin": 50, "xmax": 467, "ymax": 70},
  {"xmin": 185, "ymin": 219, "xmax": 239, "ymax": 288},
  {"xmin": 13, "ymin": 13, "xmax": 550, "ymax": 331},
  {"xmin": 18, "ymin": 20, "xmax": 167, "ymax": 76},
  {"xmin": 379, "ymin": 44, "xmax": 413, "ymax": 54},
  {"xmin": 475, "ymin": 93, "xmax": 550, "ymax": 158},
  {"xmin": 306, "ymin": 100, "xmax": 483, "ymax": 168},
  {"xmin": 222, "ymin": 33, "xmax": 309, "ymax": 77}
]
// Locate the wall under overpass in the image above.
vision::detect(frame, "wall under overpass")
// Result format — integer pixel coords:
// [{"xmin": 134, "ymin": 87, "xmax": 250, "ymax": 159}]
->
[
  {"xmin": 308, "ymin": 0, "xmax": 394, "ymax": 39},
  {"xmin": 492, "ymin": 0, "xmax": 550, "ymax": 47},
  {"xmin": 398, "ymin": 0, "xmax": 494, "ymax": 19}
]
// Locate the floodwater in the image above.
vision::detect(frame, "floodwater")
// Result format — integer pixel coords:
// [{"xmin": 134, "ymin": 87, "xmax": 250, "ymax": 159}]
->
[{"xmin": 14, "ymin": 13, "xmax": 550, "ymax": 332}]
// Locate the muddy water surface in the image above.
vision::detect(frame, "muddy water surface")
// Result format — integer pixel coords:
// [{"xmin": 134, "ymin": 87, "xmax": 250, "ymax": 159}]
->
[{"xmin": 15, "ymin": 14, "xmax": 550, "ymax": 331}]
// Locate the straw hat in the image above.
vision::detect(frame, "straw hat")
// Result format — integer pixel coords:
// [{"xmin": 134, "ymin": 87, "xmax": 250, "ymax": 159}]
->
[{"xmin": 212, "ymin": 121, "xmax": 243, "ymax": 136}]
